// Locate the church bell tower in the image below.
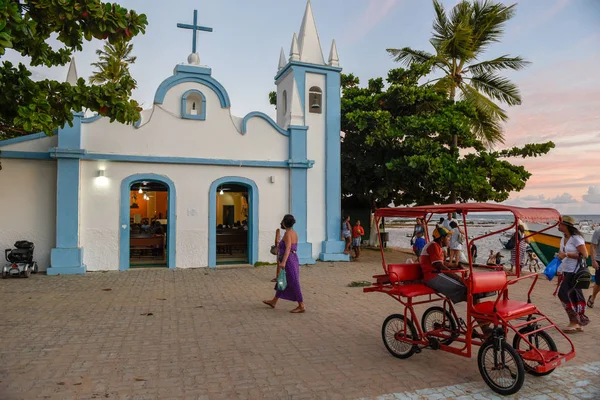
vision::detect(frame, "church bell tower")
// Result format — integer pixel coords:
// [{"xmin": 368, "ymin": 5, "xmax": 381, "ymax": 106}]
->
[{"xmin": 274, "ymin": 0, "xmax": 348, "ymax": 262}]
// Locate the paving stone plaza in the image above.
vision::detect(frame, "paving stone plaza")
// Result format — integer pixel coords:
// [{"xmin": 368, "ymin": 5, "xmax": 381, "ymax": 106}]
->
[{"xmin": 1, "ymin": 250, "xmax": 599, "ymax": 399}]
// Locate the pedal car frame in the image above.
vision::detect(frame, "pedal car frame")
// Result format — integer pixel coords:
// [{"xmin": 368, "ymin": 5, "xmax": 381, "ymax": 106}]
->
[{"xmin": 364, "ymin": 203, "xmax": 576, "ymax": 396}]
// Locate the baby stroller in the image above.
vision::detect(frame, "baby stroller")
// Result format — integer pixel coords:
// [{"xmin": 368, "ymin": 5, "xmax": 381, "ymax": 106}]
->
[{"xmin": 2, "ymin": 241, "xmax": 38, "ymax": 278}]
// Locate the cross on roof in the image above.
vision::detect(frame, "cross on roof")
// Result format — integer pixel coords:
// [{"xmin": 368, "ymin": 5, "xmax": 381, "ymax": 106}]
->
[{"xmin": 177, "ymin": 10, "xmax": 213, "ymax": 54}]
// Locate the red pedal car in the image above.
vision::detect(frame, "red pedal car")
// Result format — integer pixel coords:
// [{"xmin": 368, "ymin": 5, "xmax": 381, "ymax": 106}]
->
[{"xmin": 364, "ymin": 204, "xmax": 576, "ymax": 395}]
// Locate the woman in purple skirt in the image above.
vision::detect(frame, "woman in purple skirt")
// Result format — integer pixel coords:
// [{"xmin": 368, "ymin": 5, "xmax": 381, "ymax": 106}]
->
[{"xmin": 262, "ymin": 214, "xmax": 305, "ymax": 313}]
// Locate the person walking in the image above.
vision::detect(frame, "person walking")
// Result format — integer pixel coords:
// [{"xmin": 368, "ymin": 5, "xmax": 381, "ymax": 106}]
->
[
  {"xmin": 587, "ymin": 226, "xmax": 600, "ymax": 308},
  {"xmin": 556, "ymin": 216, "xmax": 590, "ymax": 333},
  {"xmin": 448, "ymin": 221, "xmax": 464, "ymax": 265},
  {"xmin": 352, "ymin": 220, "xmax": 365, "ymax": 260},
  {"xmin": 263, "ymin": 214, "xmax": 305, "ymax": 313},
  {"xmin": 270, "ymin": 227, "xmax": 282, "ymax": 282},
  {"xmin": 341, "ymin": 216, "xmax": 352, "ymax": 254}
]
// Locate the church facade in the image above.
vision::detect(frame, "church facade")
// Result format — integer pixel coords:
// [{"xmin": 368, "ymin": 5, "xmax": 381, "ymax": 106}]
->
[{"xmin": 0, "ymin": 1, "xmax": 349, "ymax": 274}]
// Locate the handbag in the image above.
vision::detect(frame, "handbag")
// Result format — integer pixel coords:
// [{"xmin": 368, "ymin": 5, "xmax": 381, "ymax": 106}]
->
[
  {"xmin": 276, "ymin": 268, "xmax": 287, "ymax": 291},
  {"xmin": 571, "ymin": 255, "xmax": 591, "ymax": 290},
  {"xmin": 543, "ymin": 256, "xmax": 560, "ymax": 281},
  {"xmin": 270, "ymin": 245, "xmax": 278, "ymax": 256}
]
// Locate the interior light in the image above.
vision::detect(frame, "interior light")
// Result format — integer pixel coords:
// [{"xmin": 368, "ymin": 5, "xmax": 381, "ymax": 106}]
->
[
  {"xmin": 220, "ymin": 189, "xmax": 224, "ymax": 195},
  {"xmin": 138, "ymin": 187, "xmax": 143, "ymax": 194}
]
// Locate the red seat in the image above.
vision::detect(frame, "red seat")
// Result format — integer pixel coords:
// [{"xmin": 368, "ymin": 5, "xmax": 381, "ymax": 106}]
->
[
  {"xmin": 472, "ymin": 299, "xmax": 537, "ymax": 318},
  {"xmin": 471, "ymin": 271, "xmax": 507, "ymax": 294},
  {"xmin": 387, "ymin": 263, "xmax": 423, "ymax": 283},
  {"xmin": 392, "ymin": 284, "xmax": 436, "ymax": 297}
]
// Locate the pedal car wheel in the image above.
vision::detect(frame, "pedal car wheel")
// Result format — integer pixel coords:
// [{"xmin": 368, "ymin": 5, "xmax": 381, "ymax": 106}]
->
[
  {"xmin": 381, "ymin": 314, "xmax": 419, "ymax": 359},
  {"xmin": 421, "ymin": 306, "xmax": 458, "ymax": 345},
  {"xmin": 478, "ymin": 340, "xmax": 525, "ymax": 396},
  {"xmin": 1, "ymin": 270, "xmax": 7, "ymax": 279},
  {"xmin": 32, "ymin": 262, "xmax": 38, "ymax": 274},
  {"xmin": 512, "ymin": 327, "xmax": 557, "ymax": 376},
  {"xmin": 23, "ymin": 269, "xmax": 31, "ymax": 278}
]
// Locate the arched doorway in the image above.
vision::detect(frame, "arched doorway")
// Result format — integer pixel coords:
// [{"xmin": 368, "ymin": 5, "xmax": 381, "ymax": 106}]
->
[
  {"xmin": 120, "ymin": 174, "xmax": 176, "ymax": 271},
  {"xmin": 208, "ymin": 177, "xmax": 258, "ymax": 267}
]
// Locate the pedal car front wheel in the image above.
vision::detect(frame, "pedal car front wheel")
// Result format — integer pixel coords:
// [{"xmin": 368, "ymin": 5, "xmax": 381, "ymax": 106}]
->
[
  {"xmin": 512, "ymin": 327, "xmax": 557, "ymax": 376},
  {"xmin": 381, "ymin": 314, "xmax": 419, "ymax": 359},
  {"xmin": 478, "ymin": 339, "xmax": 525, "ymax": 395}
]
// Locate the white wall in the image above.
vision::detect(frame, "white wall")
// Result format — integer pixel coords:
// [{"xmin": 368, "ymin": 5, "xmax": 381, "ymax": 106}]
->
[
  {"xmin": 304, "ymin": 72, "xmax": 327, "ymax": 259},
  {"xmin": 1, "ymin": 135, "xmax": 57, "ymax": 151},
  {"xmin": 81, "ymin": 82, "xmax": 289, "ymax": 162},
  {"xmin": 0, "ymin": 159, "xmax": 56, "ymax": 270},
  {"xmin": 80, "ymin": 161, "xmax": 289, "ymax": 270}
]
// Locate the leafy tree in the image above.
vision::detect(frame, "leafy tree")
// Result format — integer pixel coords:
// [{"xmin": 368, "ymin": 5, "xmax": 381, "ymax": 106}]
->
[
  {"xmin": 89, "ymin": 40, "xmax": 136, "ymax": 86},
  {"xmin": 387, "ymin": 0, "xmax": 529, "ymax": 147},
  {"xmin": 341, "ymin": 64, "xmax": 554, "ymax": 208},
  {"xmin": 0, "ymin": 0, "xmax": 147, "ymax": 139}
]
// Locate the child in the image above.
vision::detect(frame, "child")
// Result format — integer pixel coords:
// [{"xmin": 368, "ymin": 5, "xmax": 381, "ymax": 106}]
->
[
  {"xmin": 470, "ymin": 243, "xmax": 478, "ymax": 263},
  {"xmin": 412, "ymin": 232, "xmax": 427, "ymax": 257},
  {"xmin": 486, "ymin": 250, "xmax": 496, "ymax": 265},
  {"xmin": 352, "ymin": 220, "xmax": 365, "ymax": 260}
]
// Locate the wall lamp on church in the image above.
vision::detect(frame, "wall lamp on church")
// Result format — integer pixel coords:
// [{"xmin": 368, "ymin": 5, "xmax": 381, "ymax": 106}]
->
[{"xmin": 95, "ymin": 168, "xmax": 109, "ymax": 187}]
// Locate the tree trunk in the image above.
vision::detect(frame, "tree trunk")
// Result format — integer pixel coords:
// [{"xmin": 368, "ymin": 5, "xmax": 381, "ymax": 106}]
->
[{"xmin": 449, "ymin": 85, "xmax": 458, "ymax": 204}]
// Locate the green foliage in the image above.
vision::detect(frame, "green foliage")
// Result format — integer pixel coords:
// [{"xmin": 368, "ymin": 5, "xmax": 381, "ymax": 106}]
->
[
  {"xmin": 0, "ymin": 0, "xmax": 147, "ymax": 139},
  {"xmin": 268, "ymin": 91, "xmax": 276, "ymax": 107},
  {"xmin": 387, "ymin": 0, "xmax": 529, "ymax": 146},
  {"xmin": 341, "ymin": 64, "xmax": 554, "ymax": 208},
  {"xmin": 89, "ymin": 40, "xmax": 137, "ymax": 86}
]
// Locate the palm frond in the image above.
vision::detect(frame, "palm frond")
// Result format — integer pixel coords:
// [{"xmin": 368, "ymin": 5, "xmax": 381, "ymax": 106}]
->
[
  {"xmin": 467, "ymin": 72, "xmax": 522, "ymax": 106},
  {"xmin": 387, "ymin": 47, "xmax": 434, "ymax": 65},
  {"xmin": 470, "ymin": 106, "xmax": 505, "ymax": 147},
  {"xmin": 438, "ymin": 21, "xmax": 474, "ymax": 62},
  {"xmin": 431, "ymin": 0, "xmax": 451, "ymax": 48},
  {"xmin": 459, "ymin": 82, "xmax": 508, "ymax": 122},
  {"xmin": 465, "ymin": 55, "xmax": 530, "ymax": 75},
  {"xmin": 470, "ymin": 1, "xmax": 516, "ymax": 54}
]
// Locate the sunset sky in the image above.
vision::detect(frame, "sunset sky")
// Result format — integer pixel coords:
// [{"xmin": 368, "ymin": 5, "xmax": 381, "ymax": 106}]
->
[{"xmin": 7, "ymin": 0, "xmax": 600, "ymax": 214}]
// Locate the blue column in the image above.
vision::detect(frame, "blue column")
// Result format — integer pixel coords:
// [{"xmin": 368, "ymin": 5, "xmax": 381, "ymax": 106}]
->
[
  {"xmin": 289, "ymin": 125, "xmax": 315, "ymax": 265},
  {"xmin": 48, "ymin": 113, "xmax": 86, "ymax": 275},
  {"xmin": 319, "ymin": 71, "xmax": 349, "ymax": 261}
]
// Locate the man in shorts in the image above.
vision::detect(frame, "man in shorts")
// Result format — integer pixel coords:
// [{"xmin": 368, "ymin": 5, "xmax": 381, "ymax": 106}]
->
[
  {"xmin": 352, "ymin": 220, "xmax": 365, "ymax": 260},
  {"xmin": 588, "ymin": 227, "xmax": 600, "ymax": 308}
]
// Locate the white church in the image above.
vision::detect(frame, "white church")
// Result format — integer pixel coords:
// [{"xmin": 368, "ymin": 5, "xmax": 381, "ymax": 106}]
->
[{"xmin": 0, "ymin": 1, "xmax": 350, "ymax": 274}]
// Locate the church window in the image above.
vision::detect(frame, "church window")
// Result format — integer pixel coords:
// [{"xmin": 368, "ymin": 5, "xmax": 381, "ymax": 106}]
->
[
  {"xmin": 308, "ymin": 86, "xmax": 322, "ymax": 114},
  {"xmin": 282, "ymin": 90, "xmax": 288, "ymax": 114},
  {"xmin": 181, "ymin": 89, "xmax": 206, "ymax": 120}
]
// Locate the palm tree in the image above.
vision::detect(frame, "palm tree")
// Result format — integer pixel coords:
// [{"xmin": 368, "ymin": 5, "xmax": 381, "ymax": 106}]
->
[
  {"xmin": 89, "ymin": 41, "xmax": 137, "ymax": 86},
  {"xmin": 387, "ymin": 0, "xmax": 529, "ymax": 147}
]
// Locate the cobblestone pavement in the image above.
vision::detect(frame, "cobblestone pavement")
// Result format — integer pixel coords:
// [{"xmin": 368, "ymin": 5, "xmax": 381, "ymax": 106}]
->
[{"xmin": 1, "ymin": 249, "xmax": 599, "ymax": 399}]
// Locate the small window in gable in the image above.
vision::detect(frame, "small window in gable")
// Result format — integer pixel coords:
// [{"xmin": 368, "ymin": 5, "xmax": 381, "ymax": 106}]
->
[
  {"xmin": 282, "ymin": 90, "xmax": 288, "ymax": 114},
  {"xmin": 308, "ymin": 86, "xmax": 322, "ymax": 114},
  {"xmin": 181, "ymin": 90, "xmax": 206, "ymax": 120}
]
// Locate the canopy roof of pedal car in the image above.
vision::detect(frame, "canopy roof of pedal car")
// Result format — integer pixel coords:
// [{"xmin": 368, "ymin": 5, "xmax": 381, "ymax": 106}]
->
[{"xmin": 374, "ymin": 203, "xmax": 561, "ymax": 224}]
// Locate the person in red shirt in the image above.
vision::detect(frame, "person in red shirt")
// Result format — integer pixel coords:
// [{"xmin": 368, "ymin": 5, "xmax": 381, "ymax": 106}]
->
[
  {"xmin": 352, "ymin": 220, "xmax": 365, "ymax": 260},
  {"xmin": 420, "ymin": 227, "xmax": 465, "ymax": 303}
]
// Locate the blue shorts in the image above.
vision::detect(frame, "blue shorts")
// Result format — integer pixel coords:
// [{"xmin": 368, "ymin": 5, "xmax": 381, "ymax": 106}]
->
[
  {"xmin": 353, "ymin": 238, "xmax": 361, "ymax": 247},
  {"xmin": 595, "ymin": 264, "xmax": 600, "ymax": 283}
]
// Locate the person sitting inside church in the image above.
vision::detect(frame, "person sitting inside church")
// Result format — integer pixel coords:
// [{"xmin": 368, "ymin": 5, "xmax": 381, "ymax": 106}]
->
[{"xmin": 141, "ymin": 218, "xmax": 151, "ymax": 234}]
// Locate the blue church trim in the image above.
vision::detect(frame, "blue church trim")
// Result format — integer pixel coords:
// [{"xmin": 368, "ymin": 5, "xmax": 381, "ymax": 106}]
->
[
  {"xmin": 241, "ymin": 112, "xmax": 289, "ymax": 137},
  {"xmin": 276, "ymin": 63, "xmax": 348, "ymax": 261},
  {"xmin": 181, "ymin": 89, "xmax": 207, "ymax": 120},
  {"xmin": 208, "ymin": 177, "xmax": 258, "ymax": 268},
  {"xmin": 0, "ymin": 150, "xmax": 52, "ymax": 160},
  {"xmin": 48, "ymin": 112, "xmax": 86, "ymax": 275},
  {"xmin": 119, "ymin": 174, "xmax": 177, "ymax": 271},
  {"xmin": 289, "ymin": 125, "xmax": 315, "ymax": 265},
  {"xmin": 154, "ymin": 65, "xmax": 231, "ymax": 108}
]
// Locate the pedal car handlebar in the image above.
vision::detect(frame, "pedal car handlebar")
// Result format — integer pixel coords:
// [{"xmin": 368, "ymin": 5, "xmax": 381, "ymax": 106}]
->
[{"xmin": 494, "ymin": 272, "xmax": 539, "ymax": 308}]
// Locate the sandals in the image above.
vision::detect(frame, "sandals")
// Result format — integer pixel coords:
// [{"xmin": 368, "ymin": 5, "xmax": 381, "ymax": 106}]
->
[
  {"xmin": 290, "ymin": 307, "xmax": 305, "ymax": 313},
  {"xmin": 564, "ymin": 326, "xmax": 583, "ymax": 334},
  {"xmin": 587, "ymin": 295, "xmax": 594, "ymax": 308},
  {"xmin": 262, "ymin": 300, "xmax": 275, "ymax": 309}
]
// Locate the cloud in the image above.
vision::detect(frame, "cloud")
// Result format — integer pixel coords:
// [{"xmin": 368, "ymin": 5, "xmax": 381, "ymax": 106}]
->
[
  {"xmin": 582, "ymin": 186, "xmax": 600, "ymax": 204},
  {"xmin": 543, "ymin": 193, "xmax": 579, "ymax": 204},
  {"xmin": 517, "ymin": 193, "xmax": 578, "ymax": 204},
  {"xmin": 344, "ymin": 0, "xmax": 403, "ymax": 43}
]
